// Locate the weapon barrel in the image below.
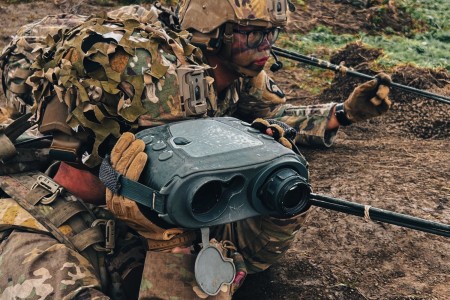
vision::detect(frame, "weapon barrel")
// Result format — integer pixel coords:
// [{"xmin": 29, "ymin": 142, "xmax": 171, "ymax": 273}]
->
[
  {"xmin": 310, "ymin": 193, "xmax": 450, "ymax": 238},
  {"xmin": 272, "ymin": 47, "xmax": 450, "ymax": 105}
]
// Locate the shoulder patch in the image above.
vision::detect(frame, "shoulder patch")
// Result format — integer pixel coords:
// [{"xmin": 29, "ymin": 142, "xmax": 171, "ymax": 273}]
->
[{"xmin": 266, "ymin": 76, "xmax": 285, "ymax": 98}]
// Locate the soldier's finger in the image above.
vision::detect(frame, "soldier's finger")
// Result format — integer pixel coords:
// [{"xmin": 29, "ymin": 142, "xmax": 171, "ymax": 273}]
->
[
  {"xmin": 355, "ymin": 78, "xmax": 378, "ymax": 93},
  {"xmin": 370, "ymin": 97, "xmax": 382, "ymax": 106},
  {"xmin": 384, "ymin": 97, "xmax": 392, "ymax": 108},
  {"xmin": 376, "ymin": 85, "xmax": 390, "ymax": 101},
  {"xmin": 111, "ymin": 132, "xmax": 135, "ymax": 167},
  {"xmin": 125, "ymin": 152, "xmax": 148, "ymax": 181},
  {"xmin": 278, "ymin": 137, "xmax": 293, "ymax": 149},
  {"xmin": 192, "ymin": 286, "xmax": 209, "ymax": 299},
  {"xmin": 251, "ymin": 118, "xmax": 270, "ymax": 132},
  {"xmin": 375, "ymin": 72, "xmax": 392, "ymax": 86},
  {"xmin": 267, "ymin": 124, "xmax": 284, "ymax": 139},
  {"xmin": 115, "ymin": 139, "xmax": 145, "ymax": 174}
]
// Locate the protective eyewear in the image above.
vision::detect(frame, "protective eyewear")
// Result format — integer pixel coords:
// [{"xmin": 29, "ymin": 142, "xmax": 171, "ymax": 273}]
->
[{"xmin": 233, "ymin": 27, "xmax": 280, "ymax": 48}]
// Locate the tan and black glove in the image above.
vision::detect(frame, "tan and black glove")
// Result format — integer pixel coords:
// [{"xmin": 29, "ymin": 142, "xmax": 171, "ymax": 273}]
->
[
  {"xmin": 251, "ymin": 118, "xmax": 297, "ymax": 150},
  {"xmin": 105, "ymin": 132, "xmax": 150, "ymax": 232},
  {"xmin": 103, "ymin": 132, "xmax": 197, "ymax": 251},
  {"xmin": 340, "ymin": 73, "xmax": 393, "ymax": 124}
]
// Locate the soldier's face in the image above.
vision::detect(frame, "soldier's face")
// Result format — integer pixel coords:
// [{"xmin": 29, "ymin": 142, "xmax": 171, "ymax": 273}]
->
[{"xmin": 230, "ymin": 25, "xmax": 273, "ymax": 73}]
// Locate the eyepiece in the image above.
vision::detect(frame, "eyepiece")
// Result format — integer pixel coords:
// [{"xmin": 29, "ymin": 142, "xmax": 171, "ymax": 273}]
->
[{"xmin": 260, "ymin": 168, "xmax": 310, "ymax": 215}]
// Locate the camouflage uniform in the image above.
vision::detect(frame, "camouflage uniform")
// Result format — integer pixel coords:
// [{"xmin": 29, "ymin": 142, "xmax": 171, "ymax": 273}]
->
[
  {"xmin": 0, "ymin": 7, "xmax": 337, "ymax": 299},
  {"xmin": 0, "ymin": 229, "xmax": 107, "ymax": 300}
]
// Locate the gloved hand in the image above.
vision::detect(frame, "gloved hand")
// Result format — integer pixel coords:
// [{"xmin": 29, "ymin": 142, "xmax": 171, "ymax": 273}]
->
[
  {"xmin": 251, "ymin": 118, "xmax": 297, "ymax": 150},
  {"xmin": 343, "ymin": 73, "xmax": 392, "ymax": 123},
  {"xmin": 105, "ymin": 132, "xmax": 148, "ymax": 227}
]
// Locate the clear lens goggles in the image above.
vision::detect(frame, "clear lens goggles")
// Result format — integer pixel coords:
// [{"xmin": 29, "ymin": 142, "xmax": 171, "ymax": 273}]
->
[{"xmin": 233, "ymin": 27, "xmax": 280, "ymax": 49}]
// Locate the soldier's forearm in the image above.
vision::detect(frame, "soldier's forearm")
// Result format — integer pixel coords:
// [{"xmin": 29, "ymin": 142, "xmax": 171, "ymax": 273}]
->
[{"xmin": 326, "ymin": 104, "xmax": 340, "ymax": 130}]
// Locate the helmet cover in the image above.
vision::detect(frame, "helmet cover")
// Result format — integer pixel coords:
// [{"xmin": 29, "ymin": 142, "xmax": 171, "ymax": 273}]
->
[{"xmin": 179, "ymin": 0, "xmax": 290, "ymax": 33}]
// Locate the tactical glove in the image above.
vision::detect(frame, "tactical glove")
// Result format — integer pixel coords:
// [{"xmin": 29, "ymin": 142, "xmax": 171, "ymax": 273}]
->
[
  {"xmin": 105, "ymin": 132, "xmax": 149, "ymax": 231},
  {"xmin": 343, "ymin": 73, "xmax": 392, "ymax": 123},
  {"xmin": 251, "ymin": 118, "xmax": 297, "ymax": 150}
]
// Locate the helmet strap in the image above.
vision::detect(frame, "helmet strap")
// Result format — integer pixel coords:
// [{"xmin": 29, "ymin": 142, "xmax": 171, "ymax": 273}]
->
[
  {"xmin": 228, "ymin": 63, "xmax": 261, "ymax": 78},
  {"xmin": 221, "ymin": 23, "xmax": 234, "ymax": 60}
]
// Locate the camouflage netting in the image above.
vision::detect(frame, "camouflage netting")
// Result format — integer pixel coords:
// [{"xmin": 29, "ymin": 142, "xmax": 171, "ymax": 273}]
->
[
  {"xmin": 0, "ymin": 14, "xmax": 87, "ymax": 115},
  {"xmin": 1, "ymin": 8, "xmax": 208, "ymax": 167}
]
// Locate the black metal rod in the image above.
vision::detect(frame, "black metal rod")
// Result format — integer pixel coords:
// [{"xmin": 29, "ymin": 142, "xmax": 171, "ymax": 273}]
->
[
  {"xmin": 272, "ymin": 46, "xmax": 450, "ymax": 105},
  {"xmin": 310, "ymin": 193, "xmax": 450, "ymax": 238}
]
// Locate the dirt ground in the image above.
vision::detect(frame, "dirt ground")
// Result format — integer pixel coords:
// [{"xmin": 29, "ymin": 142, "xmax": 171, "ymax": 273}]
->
[{"xmin": 0, "ymin": 1, "xmax": 448, "ymax": 299}]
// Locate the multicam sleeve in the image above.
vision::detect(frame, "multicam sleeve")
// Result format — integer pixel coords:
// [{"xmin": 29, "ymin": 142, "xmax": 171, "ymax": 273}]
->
[
  {"xmin": 0, "ymin": 230, "xmax": 109, "ymax": 299},
  {"xmin": 212, "ymin": 211, "xmax": 310, "ymax": 274},
  {"xmin": 237, "ymin": 71, "xmax": 338, "ymax": 147}
]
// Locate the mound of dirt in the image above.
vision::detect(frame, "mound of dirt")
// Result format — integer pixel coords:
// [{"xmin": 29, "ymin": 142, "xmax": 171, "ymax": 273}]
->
[
  {"xmin": 315, "ymin": 42, "xmax": 450, "ymax": 139},
  {"xmin": 329, "ymin": 41, "xmax": 384, "ymax": 68},
  {"xmin": 388, "ymin": 66, "xmax": 450, "ymax": 139},
  {"xmin": 287, "ymin": 0, "xmax": 417, "ymax": 35}
]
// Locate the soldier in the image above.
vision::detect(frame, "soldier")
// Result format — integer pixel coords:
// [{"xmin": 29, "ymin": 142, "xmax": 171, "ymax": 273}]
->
[{"xmin": 0, "ymin": 1, "xmax": 392, "ymax": 299}]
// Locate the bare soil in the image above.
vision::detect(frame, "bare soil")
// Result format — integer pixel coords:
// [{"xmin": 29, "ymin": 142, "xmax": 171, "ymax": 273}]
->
[{"xmin": 0, "ymin": 1, "xmax": 448, "ymax": 299}]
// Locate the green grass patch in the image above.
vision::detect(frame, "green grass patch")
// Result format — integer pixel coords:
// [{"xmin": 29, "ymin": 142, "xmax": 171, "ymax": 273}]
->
[
  {"xmin": 279, "ymin": 0, "xmax": 450, "ymax": 72},
  {"xmin": 397, "ymin": 0, "xmax": 450, "ymax": 31}
]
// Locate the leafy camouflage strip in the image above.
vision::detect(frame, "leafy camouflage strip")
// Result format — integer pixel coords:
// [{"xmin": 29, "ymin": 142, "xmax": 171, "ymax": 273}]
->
[
  {"xmin": 0, "ymin": 230, "xmax": 108, "ymax": 299},
  {"xmin": 212, "ymin": 211, "xmax": 310, "ymax": 274},
  {"xmin": 106, "ymin": 4, "xmax": 159, "ymax": 24},
  {"xmin": 0, "ymin": 14, "xmax": 87, "ymax": 114},
  {"xmin": 0, "ymin": 6, "xmax": 164, "ymax": 115},
  {"xmin": 237, "ymin": 70, "xmax": 338, "ymax": 147},
  {"xmin": 26, "ymin": 16, "xmax": 207, "ymax": 167}
]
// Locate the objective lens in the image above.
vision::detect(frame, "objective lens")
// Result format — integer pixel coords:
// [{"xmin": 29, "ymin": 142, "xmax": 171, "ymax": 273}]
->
[
  {"xmin": 283, "ymin": 184, "xmax": 304, "ymax": 209},
  {"xmin": 190, "ymin": 176, "xmax": 245, "ymax": 223},
  {"xmin": 260, "ymin": 168, "xmax": 310, "ymax": 215}
]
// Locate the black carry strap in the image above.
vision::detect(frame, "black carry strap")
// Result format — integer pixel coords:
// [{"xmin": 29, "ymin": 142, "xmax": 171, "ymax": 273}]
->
[{"xmin": 99, "ymin": 155, "xmax": 166, "ymax": 214}]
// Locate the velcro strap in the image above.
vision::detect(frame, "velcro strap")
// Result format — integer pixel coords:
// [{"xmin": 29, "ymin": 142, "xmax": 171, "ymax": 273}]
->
[
  {"xmin": 1, "ymin": 112, "xmax": 33, "ymax": 142},
  {"xmin": 48, "ymin": 201, "xmax": 86, "ymax": 227},
  {"xmin": 25, "ymin": 184, "xmax": 54, "ymax": 205},
  {"xmin": 99, "ymin": 155, "xmax": 166, "ymax": 213},
  {"xmin": 70, "ymin": 226, "xmax": 105, "ymax": 252},
  {"xmin": 147, "ymin": 230, "xmax": 197, "ymax": 251},
  {"xmin": 0, "ymin": 173, "xmax": 78, "ymax": 250}
]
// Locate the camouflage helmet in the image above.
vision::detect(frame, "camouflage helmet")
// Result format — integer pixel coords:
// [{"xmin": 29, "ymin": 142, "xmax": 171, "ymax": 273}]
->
[
  {"xmin": 178, "ymin": 0, "xmax": 291, "ymax": 34},
  {"xmin": 178, "ymin": 0, "xmax": 293, "ymax": 77}
]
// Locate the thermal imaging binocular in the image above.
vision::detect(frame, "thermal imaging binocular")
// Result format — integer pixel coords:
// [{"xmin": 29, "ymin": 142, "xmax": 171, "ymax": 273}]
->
[{"xmin": 101, "ymin": 117, "xmax": 311, "ymax": 228}]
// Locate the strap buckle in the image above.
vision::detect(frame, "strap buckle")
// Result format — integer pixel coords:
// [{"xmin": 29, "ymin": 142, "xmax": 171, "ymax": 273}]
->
[
  {"xmin": 92, "ymin": 219, "xmax": 116, "ymax": 255},
  {"xmin": 31, "ymin": 175, "xmax": 64, "ymax": 204}
]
